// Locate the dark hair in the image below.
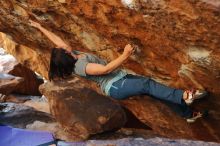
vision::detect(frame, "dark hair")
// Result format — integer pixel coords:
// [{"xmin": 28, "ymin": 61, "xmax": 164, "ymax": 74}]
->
[{"xmin": 48, "ymin": 48, "xmax": 77, "ymax": 81}]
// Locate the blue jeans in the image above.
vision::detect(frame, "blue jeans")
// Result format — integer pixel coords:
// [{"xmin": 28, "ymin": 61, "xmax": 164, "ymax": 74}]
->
[{"xmin": 109, "ymin": 74, "xmax": 192, "ymax": 118}]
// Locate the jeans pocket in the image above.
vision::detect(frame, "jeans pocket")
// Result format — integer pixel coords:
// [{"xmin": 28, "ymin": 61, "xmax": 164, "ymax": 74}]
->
[
  {"xmin": 109, "ymin": 85, "xmax": 119, "ymax": 99},
  {"xmin": 120, "ymin": 79, "xmax": 127, "ymax": 88}
]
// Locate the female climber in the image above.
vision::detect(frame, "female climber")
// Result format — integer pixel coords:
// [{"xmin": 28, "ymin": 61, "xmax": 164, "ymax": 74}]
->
[{"xmin": 29, "ymin": 20, "xmax": 208, "ymax": 123}]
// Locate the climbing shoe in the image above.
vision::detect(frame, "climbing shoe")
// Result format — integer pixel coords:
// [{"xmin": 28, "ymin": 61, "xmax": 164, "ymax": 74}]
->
[{"xmin": 184, "ymin": 89, "xmax": 208, "ymax": 105}]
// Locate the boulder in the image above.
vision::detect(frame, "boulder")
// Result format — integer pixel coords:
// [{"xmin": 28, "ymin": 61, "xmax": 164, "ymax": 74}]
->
[
  {"xmin": 0, "ymin": 73, "xmax": 23, "ymax": 95},
  {"xmin": 8, "ymin": 64, "xmax": 44, "ymax": 95},
  {"xmin": 39, "ymin": 77, "xmax": 127, "ymax": 140},
  {"xmin": 0, "ymin": 48, "xmax": 43, "ymax": 95}
]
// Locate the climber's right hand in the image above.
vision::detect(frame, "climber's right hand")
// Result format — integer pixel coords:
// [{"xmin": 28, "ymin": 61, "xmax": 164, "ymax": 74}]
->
[{"xmin": 122, "ymin": 44, "xmax": 135, "ymax": 58}]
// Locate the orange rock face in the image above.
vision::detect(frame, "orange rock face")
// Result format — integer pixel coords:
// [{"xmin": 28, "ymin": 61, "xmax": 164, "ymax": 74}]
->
[
  {"xmin": 39, "ymin": 77, "xmax": 127, "ymax": 141},
  {"xmin": 0, "ymin": 0, "xmax": 220, "ymax": 142},
  {"xmin": 0, "ymin": 0, "xmax": 219, "ymax": 91}
]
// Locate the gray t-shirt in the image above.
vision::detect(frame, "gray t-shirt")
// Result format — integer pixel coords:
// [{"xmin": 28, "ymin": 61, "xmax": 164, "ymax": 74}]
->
[{"xmin": 72, "ymin": 50, "xmax": 127, "ymax": 95}]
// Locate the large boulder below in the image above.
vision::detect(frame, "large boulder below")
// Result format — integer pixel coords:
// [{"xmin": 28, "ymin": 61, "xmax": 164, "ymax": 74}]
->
[
  {"xmin": 39, "ymin": 77, "xmax": 127, "ymax": 140},
  {"xmin": 0, "ymin": 48, "xmax": 43, "ymax": 95}
]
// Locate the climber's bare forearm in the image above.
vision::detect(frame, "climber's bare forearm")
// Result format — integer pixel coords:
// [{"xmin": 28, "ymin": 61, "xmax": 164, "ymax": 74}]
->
[
  {"xmin": 30, "ymin": 20, "xmax": 72, "ymax": 51},
  {"xmin": 86, "ymin": 54, "xmax": 128, "ymax": 75},
  {"xmin": 37, "ymin": 26, "xmax": 71, "ymax": 50},
  {"xmin": 86, "ymin": 44, "xmax": 134, "ymax": 75},
  {"xmin": 104, "ymin": 54, "xmax": 128, "ymax": 73}
]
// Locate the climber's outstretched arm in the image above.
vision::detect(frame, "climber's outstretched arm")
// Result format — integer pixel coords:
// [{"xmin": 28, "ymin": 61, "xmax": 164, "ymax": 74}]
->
[
  {"xmin": 85, "ymin": 44, "xmax": 134, "ymax": 75},
  {"xmin": 29, "ymin": 20, "xmax": 72, "ymax": 51}
]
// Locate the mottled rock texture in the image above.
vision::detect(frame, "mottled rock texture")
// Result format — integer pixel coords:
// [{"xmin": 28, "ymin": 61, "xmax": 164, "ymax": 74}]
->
[
  {"xmin": 0, "ymin": 0, "xmax": 220, "ymax": 142},
  {"xmin": 39, "ymin": 77, "xmax": 127, "ymax": 140}
]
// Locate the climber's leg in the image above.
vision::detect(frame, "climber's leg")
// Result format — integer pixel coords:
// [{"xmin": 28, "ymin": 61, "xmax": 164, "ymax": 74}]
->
[
  {"xmin": 110, "ymin": 74, "xmax": 184, "ymax": 105},
  {"xmin": 141, "ymin": 76, "xmax": 184, "ymax": 105},
  {"xmin": 109, "ymin": 74, "xmax": 193, "ymax": 118},
  {"xmin": 109, "ymin": 74, "xmax": 150, "ymax": 100}
]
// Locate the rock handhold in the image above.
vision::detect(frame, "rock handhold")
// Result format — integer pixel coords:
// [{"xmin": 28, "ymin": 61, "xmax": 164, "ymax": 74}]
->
[{"xmin": 39, "ymin": 77, "xmax": 127, "ymax": 141}]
